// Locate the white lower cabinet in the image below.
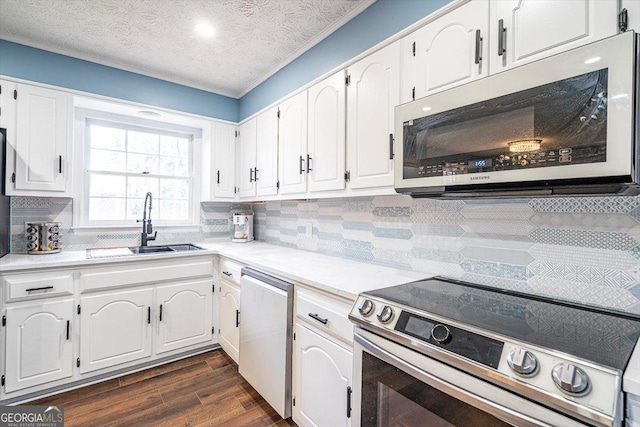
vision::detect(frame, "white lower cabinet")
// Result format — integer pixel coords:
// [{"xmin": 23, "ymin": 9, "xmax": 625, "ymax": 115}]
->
[
  {"xmin": 293, "ymin": 323, "xmax": 353, "ymax": 427},
  {"xmin": 218, "ymin": 279, "xmax": 241, "ymax": 363},
  {"xmin": 156, "ymin": 280, "xmax": 213, "ymax": 354},
  {"xmin": 1, "ymin": 257, "xmax": 216, "ymax": 403},
  {"xmin": 4, "ymin": 299, "xmax": 74, "ymax": 392},
  {"xmin": 79, "ymin": 288, "xmax": 154, "ymax": 374}
]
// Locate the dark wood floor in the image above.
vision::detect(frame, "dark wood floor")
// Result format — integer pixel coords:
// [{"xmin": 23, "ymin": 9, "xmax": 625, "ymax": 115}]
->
[{"xmin": 30, "ymin": 349, "xmax": 297, "ymax": 427}]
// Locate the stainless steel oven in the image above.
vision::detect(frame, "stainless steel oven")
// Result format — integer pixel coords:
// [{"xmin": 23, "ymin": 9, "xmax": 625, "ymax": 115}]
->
[{"xmin": 349, "ymin": 278, "xmax": 640, "ymax": 427}]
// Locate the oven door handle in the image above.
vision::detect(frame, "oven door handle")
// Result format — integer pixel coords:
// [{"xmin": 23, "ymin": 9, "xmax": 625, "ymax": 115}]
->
[{"xmin": 354, "ymin": 332, "xmax": 589, "ymax": 427}]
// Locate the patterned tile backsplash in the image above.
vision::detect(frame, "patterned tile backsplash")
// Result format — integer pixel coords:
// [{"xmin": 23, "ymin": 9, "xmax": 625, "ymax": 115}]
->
[
  {"xmin": 8, "ymin": 194, "xmax": 640, "ymax": 314},
  {"xmin": 9, "ymin": 197, "xmax": 239, "ymax": 253},
  {"xmin": 250, "ymin": 194, "xmax": 640, "ymax": 315}
]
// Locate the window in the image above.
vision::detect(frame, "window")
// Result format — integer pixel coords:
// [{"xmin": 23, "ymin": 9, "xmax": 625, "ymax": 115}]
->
[{"xmin": 81, "ymin": 118, "xmax": 198, "ymax": 226}]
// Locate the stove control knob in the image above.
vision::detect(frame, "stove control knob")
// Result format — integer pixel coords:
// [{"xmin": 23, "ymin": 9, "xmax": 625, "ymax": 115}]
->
[
  {"xmin": 552, "ymin": 363, "xmax": 590, "ymax": 395},
  {"xmin": 358, "ymin": 299, "xmax": 375, "ymax": 317},
  {"xmin": 431, "ymin": 324, "xmax": 451, "ymax": 344},
  {"xmin": 506, "ymin": 347, "xmax": 538, "ymax": 376},
  {"xmin": 376, "ymin": 305, "xmax": 394, "ymax": 324}
]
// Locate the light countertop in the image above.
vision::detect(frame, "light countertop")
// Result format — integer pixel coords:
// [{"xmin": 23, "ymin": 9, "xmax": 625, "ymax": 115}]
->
[
  {"xmin": 3, "ymin": 242, "xmax": 638, "ymax": 396},
  {"xmin": 0, "ymin": 241, "xmax": 427, "ymax": 301}
]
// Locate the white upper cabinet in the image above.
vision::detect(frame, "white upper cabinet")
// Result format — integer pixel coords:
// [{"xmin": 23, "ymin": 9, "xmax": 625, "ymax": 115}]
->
[
  {"xmin": 346, "ymin": 41, "xmax": 400, "ymax": 190},
  {"xmin": 255, "ymin": 106, "xmax": 280, "ymax": 197},
  {"xmin": 489, "ymin": 0, "xmax": 618, "ymax": 74},
  {"xmin": 401, "ymin": 0, "xmax": 489, "ymax": 103},
  {"xmin": 211, "ymin": 122, "xmax": 237, "ymax": 200},
  {"xmin": 237, "ymin": 118, "xmax": 257, "ymax": 199},
  {"xmin": 307, "ymin": 70, "xmax": 346, "ymax": 193},
  {"xmin": 3, "ymin": 82, "xmax": 71, "ymax": 196},
  {"xmin": 278, "ymin": 91, "xmax": 308, "ymax": 195}
]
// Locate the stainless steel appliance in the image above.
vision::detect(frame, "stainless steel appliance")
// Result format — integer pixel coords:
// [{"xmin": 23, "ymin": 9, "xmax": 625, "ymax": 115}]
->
[
  {"xmin": 26, "ymin": 221, "xmax": 61, "ymax": 254},
  {"xmin": 232, "ymin": 213, "xmax": 254, "ymax": 243},
  {"xmin": 239, "ymin": 268, "xmax": 293, "ymax": 419},
  {"xmin": 349, "ymin": 277, "xmax": 640, "ymax": 426},
  {"xmin": 394, "ymin": 31, "xmax": 640, "ymax": 197},
  {"xmin": 0, "ymin": 128, "xmax": 9, "ymax": 258}
]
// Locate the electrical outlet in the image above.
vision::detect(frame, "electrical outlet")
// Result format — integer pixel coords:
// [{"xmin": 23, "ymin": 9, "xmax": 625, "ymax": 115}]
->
[{"xmin": 305, "ymin": 222, "xmax": 313, "ymax": 238}]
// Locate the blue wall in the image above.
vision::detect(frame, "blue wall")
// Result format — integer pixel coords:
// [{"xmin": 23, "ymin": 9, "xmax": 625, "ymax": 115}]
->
[
  {"xmin": 0, "ymin": 39, "xmax": 239, "ymax": 122},
  {"xmin": 0, "ymin": 0, "xmax": 452, "ymax": 123},
  {"xmin": 238, "ymin": 0, "xmax": 451, "ymax": 120}
]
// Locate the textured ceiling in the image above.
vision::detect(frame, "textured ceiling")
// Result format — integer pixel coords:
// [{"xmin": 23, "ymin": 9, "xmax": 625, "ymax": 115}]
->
[{"xmin": 0, "ymin": 0, "xmax": 371, "ymax": 97}]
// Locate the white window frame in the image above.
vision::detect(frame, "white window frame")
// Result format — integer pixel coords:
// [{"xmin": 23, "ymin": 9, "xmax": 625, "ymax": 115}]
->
[{"xmin": 73, "ymin": 107, "xmax": 204, "ymax": 229}]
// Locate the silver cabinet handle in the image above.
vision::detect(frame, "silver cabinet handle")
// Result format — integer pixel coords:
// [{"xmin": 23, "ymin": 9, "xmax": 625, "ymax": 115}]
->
[
  {"xmin": 475, "ymin": 29, "xmax": 483, "ymax": 64},
  {"xmin": 309, "ymin": 313, "xmax": 328, "ymax": 325},
  {"xmin": 498, "ymin": 19, "xmax": 506, "ymax": 56}
]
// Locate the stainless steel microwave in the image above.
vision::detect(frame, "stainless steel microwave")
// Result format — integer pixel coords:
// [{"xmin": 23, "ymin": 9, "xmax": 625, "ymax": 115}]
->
[{"xmin": 394, "ymin": 31, "xmax": 639, "ymax": 197}]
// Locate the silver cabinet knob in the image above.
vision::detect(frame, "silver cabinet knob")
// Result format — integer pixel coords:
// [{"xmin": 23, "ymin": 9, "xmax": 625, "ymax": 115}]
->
[
  {"xmin": 358, "ymin": 299, "xmax": 374, "ymax": 317},
  {"xmin": 376, "ymin": 305, "xmax": 394, "ymax": 324},
  {"xmin": 431, "ymin": 324, "xmax": 451, "ymax": 344},
  {"xmin": 507, "ymin": 347, "xmax": 538, "ymax": 376},
  {"xmin": 552, "ymin": 363, "xmax": 590, "ymax": 395}
]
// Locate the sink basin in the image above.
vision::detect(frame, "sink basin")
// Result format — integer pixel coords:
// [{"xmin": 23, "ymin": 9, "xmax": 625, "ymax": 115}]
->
[
  {"xmin": 86, "ymin": 244, "xmax": 205, "ymax": 258},
  {"xmin": 129, "ymin": 245, "xmax": 176, "ymax": 254},
  {"xmin": 167, "ymin": 244, "xmax": 205, "ymax": 252}
]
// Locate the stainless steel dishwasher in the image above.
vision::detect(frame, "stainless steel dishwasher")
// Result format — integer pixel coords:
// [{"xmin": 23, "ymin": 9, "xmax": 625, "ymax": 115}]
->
[{"xmin": 239, "ymin": 267, "xmax": 293, "ymax": 419}]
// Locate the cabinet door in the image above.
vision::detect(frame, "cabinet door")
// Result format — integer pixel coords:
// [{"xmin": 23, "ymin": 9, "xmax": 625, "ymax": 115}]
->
[
  {"xmin": 212, "ymin": 122, "xmax": 237, "ymax": 199},
  {"xmin": 80, "ymin": 288, "xmax": 153, "ymax": 373},
  {"xmin": 278, "ymin": 91, "xmax": 308, "ymax": 195},
  {"xmin": 402, "ymin": 0, "xmax": 489, "ymax": 103},
  {"xmin": 156, "ymin": 280, "xmax": 213, "ymax": 354},
  {"xmin": 293, "ymin": 324, "xmax": 352, "ymax": 427},
  {"xmin": 346, "ymin": 42, "xmax": 400, "ymax": 190},
  {"xmin": 489, "ymin": 0, "xmax": 617, "ymax": 74},
  {"xmin": 237, "ymin": 118, "xmax": 257, "ymax": 199},
  {"xmin": 5, "ymin": 299, "xmax": 73, "ymax": 393},
  {"xmin": 219, "ymin": 279, "xmax": 241, "ymax": 363},
  {"xmin": 256, "ymin": 106, "xmax": 279, "ymax": 197},
  {"xmin": 14, "ymin": 83, "xmax": 70, "ymax": 193},
  {"xmin": 308, "ymin": 71, "xmax": 346, "ymax": 193}
]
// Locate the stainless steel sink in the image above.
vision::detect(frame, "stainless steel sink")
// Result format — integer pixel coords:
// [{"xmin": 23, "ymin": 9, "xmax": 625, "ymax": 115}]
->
[
  {"xmin": 86, "ymin": 244, "xmax": 205, "ymax": 258},
  {"xmin": 129, "ymin": 245, "xmax": 176, "ymax": 254},
  {"xmin": 129, "ymin": 244, "xmax": 205, "ymax": 254}
]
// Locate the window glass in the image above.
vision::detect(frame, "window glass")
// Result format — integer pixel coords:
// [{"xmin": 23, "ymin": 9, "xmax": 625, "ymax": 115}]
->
[{"xmin": 84, "ymin": 121, "xmax": 194, "ymax": 225}]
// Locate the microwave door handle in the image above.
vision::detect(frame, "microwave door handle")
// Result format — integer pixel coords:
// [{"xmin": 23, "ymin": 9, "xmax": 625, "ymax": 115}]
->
[{"xmin": 498, "ymin": 19, "xmax": 506, "ymax": 56}]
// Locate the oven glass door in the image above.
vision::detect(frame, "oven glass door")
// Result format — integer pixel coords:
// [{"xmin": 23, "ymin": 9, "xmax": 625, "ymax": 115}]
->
[
  {"xmin": 354, "ymin": 329, "xmax": 588, "ymax": 427},
  {"xmin": 361, "ymin": 351, "xmax": 510, "ymax": 427}
]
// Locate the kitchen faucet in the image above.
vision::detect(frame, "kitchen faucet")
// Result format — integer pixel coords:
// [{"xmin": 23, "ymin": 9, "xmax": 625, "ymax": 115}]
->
[{"xmin": 138, "ymin": 192, "xmax": 157, "ymax": 246}]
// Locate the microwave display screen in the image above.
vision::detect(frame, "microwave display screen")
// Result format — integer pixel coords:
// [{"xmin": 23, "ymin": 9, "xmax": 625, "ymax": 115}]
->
[{"xmin": 402, "ymin": 69, "xmax": 608, "ymax": 179}]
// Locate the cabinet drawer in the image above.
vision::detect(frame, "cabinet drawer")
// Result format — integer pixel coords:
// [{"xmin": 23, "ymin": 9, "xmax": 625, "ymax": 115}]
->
[
  {"xmin": 4, "ymin": 272, "xmax": 73, "ymax": 302},
  {"xmin": 296, "ymin": 287, "xmax": 353, "ymax": 344},
  {"xmin": 220, "ymin": 257, "xmax": 244, "ymax": 286},
  {"xmin": 81, "ymin": 259, "xmax": 213, "ymax": 292}
]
